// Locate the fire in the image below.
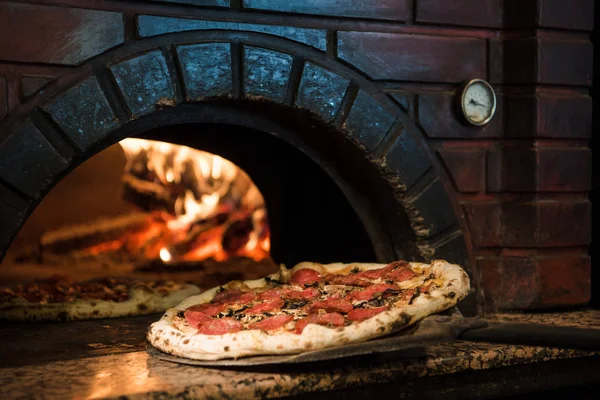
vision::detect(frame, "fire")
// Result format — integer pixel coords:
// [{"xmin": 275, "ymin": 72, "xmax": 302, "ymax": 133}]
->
[
  {"xmin": 117, "ymin": 138, "xmax": 271, "ymax": 263},
  {"xmin": 159, "ymin": 248, "xmax": 172, "ymax": 263}
]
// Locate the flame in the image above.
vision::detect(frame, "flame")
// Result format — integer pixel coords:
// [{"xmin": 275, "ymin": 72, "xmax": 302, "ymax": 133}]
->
[
  {"xmin": 159, "ymin": 248, "xmax": 172, "ymax": 263},
  {"xmin": 118, "ymin": 138, "xmax": 270, "ymax": 263}
]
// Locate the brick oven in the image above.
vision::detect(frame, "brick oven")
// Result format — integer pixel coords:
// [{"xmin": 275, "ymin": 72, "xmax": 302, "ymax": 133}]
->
[
  {"xmin": 0, "ymin": 0, "xmax": 593, "ymax": 313},
  {"xmin": 0, "ymin": 1, "xmax": 597, "ymax": 398}
]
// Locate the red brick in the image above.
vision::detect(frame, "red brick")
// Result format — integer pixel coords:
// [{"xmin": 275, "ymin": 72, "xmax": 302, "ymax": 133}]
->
[
  {"xmin": 538, "ymin": 0, "xmax": 594, "ymax": 31},
  {"xmin": 416, "ymin": 0, "xmax": 503, "ymax": 28},
  {"xmin": 437, "ymin": 148, "xmax": 484, "ymax": 193},
  {"xmin": 503, "ymin": 0, "xmax": 594, "ymax": 30},
  {"xmin": 479, "ymin": 252, "xmax": 591, "ymax": 310},
  {"xmin": 417, "ymin": 92, "xmax": 503, "ymax": 138},
  {"xmin": 338, "ymin": 32, "xmax": 486, "ymax": 83},
  {"xmin": 538, "ymin": 200, "xmax": 591, "ymax": 247},
  {"xmin": 0, "ymin": 2, "xmax": 124, "ymax": 65},
  {"xmin": 479, "ymin": 256, "xmax": 540, "ymax": 310},
  {"xmin": 502, "ymin": 0, "xmax": 538, "ymax": 28},
  {"xmin": 489, "ymin": 38, "xmax": 538, "ymax": 84},
  {"xmin": 0, "ymin": 76, "xmax": 7, "ymax": 122},
  {"xmin": 463, "ymin": 202, "xmax": 536, "ymax": 247},
  {"xmin": 489, "ymin": 38, "xmax": 593, "ymax": 86},
  {"xmin": 487, "ymin": 146, "xmax": 591, "ymax": 192},
  {"xmin": 503, "ymin": 94, "xmax": 537, "ymax": 137},
  {"xmin": 537, "ymin": 147, "xmax": 591, "ymax": 192},
  {"xmin": 536, "ymin": 94, "xmax": 592, "ymax": 138},
  {"xmin": 487, "ymin": 146, "xmax": 537, "ymax": 192},
  {"xmin": 464, "ymin": 200, "xmax": 590, "ymax": 247},
  {"xmin": 538, "ymin": 254, "xmax": 591, "ymax": 306},
  {"xmin": 538, "ymin": 39, "xmax": 593, "ymax": 86},
  {"xmin": 503, "ymin": 93, "xmax": 591, "ymax": 138}
]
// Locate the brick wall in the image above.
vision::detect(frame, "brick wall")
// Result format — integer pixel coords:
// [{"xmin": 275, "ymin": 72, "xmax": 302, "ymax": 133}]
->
[{"xmin": 0, "ymin": 0, "xmax": 594, "ymax": 311}]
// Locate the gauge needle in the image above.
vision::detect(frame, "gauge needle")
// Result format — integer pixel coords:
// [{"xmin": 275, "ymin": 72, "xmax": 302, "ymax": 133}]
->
[{"xmin": 469, "ymin": 99, "xmax": 487, "ymax": 107}]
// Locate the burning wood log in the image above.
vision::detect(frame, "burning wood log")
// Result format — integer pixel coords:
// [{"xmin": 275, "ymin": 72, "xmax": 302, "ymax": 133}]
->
[
  {"xmin": 121, "ymin": 174, "xmax": 183, "ymax": 215},
  {"xmin": 29, "ymin": 139, "xmax": 272, "ymax": 266},
  {"xmin": 119, "ymin": 138, "xmax": 262, "ymax": 223},
  {"xmin": 39, "ymin": 213, "xmax": 157, "ymax": 260},
  {"xmin": 222, "ymin": 218, "xmax": 254, "ymax": 255}
]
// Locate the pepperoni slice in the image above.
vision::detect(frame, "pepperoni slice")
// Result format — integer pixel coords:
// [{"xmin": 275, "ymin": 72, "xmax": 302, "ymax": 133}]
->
[
  {"xmin": 321, "ymin": 275, "xmax": 371, "ymax": 287},
  {"xmin": 184, "ymin": 303, "xmax": 227, "ymax": 328},
  {"xmin": 309, "ymin": 297, "xmax": 354, "ymax": 314},
  {"xmin": 346, "ymin": 306, "xmax": 389, "ymax": 322},
  {"xmin": 290, "ymin": 269, "xmax": 321, "ymax": 286},
  {"xmin": 385, "ymin": 267, "xmax": 416, "ymax": 283},
  {"xmin": 186, "ymin": 302, "xmax": 227, "ymax": 315},
  {"xmin": 352, "ymin": 261, "xmax": 409, "ymax": 280},
  {"xmin": 349, "ymin": 283, "xmax": 398, "ymax": 302},
  {"xmin": 213, "ymin": 290, "xmax": 256, "ymax": 304},
  {"xmin": 257, "ymin": 287, "xmax": 319, "ymax": 302},
  {"xmin": 197, "ymin": 318, "xmax": 243, "ymax": 335},
  {"xmin": 258, "ymin": 288, "xmax": 293, "ymax": 301},
  {"xmin": 244, "ymin": 298, "xmax": 285, "ymax": 315},
  {"xmin": 294, "ymin": 312, "xmax": 345, "ymax": 334},
  {"xmin": 212, "ymin": 289, "xmax": 243, "ymax": 303},
  {"xmin": 285, "ymin": 287, "xmax": 320, "ymax": 300},
  {"xmin": 249, "ymin": 314, "xmax": 293, "ymax": 331}
]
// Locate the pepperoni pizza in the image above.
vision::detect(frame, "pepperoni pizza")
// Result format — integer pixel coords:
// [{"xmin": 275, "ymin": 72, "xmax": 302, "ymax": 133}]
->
[
  {"xmin": 147, "ymin": 259, "xmax": 470, "ymax": 360},
  {"xmin": 0, "ymin": 276, "xmax": 201, "ymax": 321}
]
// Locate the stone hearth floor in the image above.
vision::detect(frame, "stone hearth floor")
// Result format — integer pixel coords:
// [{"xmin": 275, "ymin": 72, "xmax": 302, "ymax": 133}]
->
[{"xmin": 0, "ymin": 309, "xmax": 599, "ymax": 399}]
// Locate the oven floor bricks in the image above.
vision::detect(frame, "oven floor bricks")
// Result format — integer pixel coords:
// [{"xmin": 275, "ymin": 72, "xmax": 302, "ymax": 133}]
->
[{"xmin": 0, "ymin": 0, "xmax": 594, "ymax": 312}]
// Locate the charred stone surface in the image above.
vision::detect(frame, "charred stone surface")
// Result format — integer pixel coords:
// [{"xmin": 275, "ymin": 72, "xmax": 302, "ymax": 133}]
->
[
  {"xmin": 176, "ymin": 43, "xmax": 233, "ymax": 100},
  {"xmin": 0, "ymin": 121, "xmax": 67, "ymax": 198},
  {"xmin": 409, "ymin": 179, "xmax": 458, "ymax": 237},
  {"xmin": 296, "ymin": 62, "xmax": 349, "ymax": 122},
  {"xmin": 342, "ymin": 91, "xmax": 396, "ymax": 152},
  {"xmin": 243, "ymin": 47, "xmax": 293, "ymax": 103},
  {"xmin": 109, "ymin": 51, "xmax": 176, "ymax": 117},
  {"xmin": 43, "ymin": 77, "xmax": 119, "ymax": 151},
  {"xmin": 137, "ymin": 16, "xmax": 327, "ymax": 51},
  {"xmin": 384, "ymin": 132, "xmax": 431, "ymax": 191}
]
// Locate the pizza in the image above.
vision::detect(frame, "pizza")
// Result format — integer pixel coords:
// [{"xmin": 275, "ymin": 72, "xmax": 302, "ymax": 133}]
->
[
  {"xmin": 0, "ymin": 276, "xmax": 201, "ymax": 322},
  {"xmin": 147, "ymin": 259, "xmax": 470, "ymax": 360}
]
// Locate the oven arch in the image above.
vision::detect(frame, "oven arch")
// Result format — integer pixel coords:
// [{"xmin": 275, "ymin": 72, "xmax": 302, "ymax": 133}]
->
[{"xmin": 0, "ymin": 31, "xmax": 476, "ymax": 313}]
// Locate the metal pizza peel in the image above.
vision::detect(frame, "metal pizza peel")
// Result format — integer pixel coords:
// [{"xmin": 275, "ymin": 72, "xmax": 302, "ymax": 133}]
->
[
  {"xmin": 145, "ymin": 308, "xmax": 486, "ymax": 367},
  {"xmin": 146, "ymin": 307, "xmax": 600, "ymax": 367}
]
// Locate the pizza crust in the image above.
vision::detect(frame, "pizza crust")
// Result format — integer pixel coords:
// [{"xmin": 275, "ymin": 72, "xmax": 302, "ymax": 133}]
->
[
  {"xmin": 147, "ymin": 260, "xmax": 470, "ymax": 360},
  {"xmin": 0, "ymin": 284, "xmax": 201, "ymax": 322}
]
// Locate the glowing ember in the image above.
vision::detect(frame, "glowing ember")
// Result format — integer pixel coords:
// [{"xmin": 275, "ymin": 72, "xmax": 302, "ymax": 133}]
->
[
  {"xmin": 118, "ymin": 138, "xmax": 270, "ymax": 263},
  {"xmin": 159, "ymin": 248, "xmax": 172, "ymax": 263}
]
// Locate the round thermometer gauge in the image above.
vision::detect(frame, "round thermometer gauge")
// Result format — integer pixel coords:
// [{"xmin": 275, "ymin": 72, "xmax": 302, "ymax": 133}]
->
[{"xmin": 459, "ymin": 79, "xmax": 497, "ymax": 126}]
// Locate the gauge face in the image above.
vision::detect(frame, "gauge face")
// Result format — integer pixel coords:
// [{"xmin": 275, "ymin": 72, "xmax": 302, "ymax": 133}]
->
[{"xmin": 461, "ymin": 80, "xmax": 496, "ymax": 126}]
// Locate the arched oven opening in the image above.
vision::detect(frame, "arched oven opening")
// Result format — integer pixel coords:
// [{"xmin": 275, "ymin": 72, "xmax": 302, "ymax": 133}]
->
[
  {"xmin": 0, "ymin": 124, "xmax": 378, "ymax": 289},
  {"xmin": 0, "ymin": 101, "xmax": 424, "ymax": 298}
]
